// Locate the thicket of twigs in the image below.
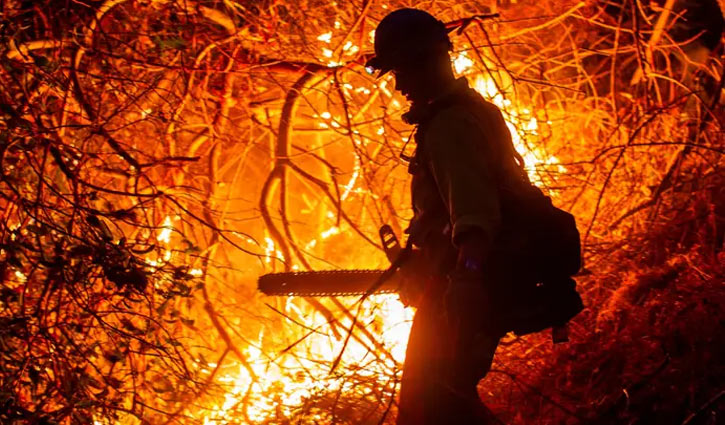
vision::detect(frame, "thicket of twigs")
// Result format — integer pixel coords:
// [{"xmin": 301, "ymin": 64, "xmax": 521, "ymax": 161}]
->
[{"xmin": 0, "ymin": 0, "xmax": 723, "ymax": 424}]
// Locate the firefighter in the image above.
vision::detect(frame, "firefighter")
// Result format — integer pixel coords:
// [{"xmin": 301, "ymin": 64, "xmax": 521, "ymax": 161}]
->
[{"xmin": 365, "ymin": 8, "xmax": 531, "ymax": 424}]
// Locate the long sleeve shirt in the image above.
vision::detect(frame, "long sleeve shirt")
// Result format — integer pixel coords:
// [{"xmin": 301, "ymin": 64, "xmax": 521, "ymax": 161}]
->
[{"xmin": 407, "ymin": 78, "xmax": 526, "ymax": 254}]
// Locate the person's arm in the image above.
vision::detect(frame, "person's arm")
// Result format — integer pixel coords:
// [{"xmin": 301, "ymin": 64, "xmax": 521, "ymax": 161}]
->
[
  {"xmin": 423, "ymin": 106, "xmax": 501, "ymax": 269},
  {"xmin": 455, "ymin": 228, "xmax": 489, "ymax": 272}
]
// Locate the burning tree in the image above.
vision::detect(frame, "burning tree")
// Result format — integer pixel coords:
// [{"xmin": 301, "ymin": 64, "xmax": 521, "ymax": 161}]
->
[{"xmin": 1, "ymin": 0, "xmax": 723, "ymax": 424}]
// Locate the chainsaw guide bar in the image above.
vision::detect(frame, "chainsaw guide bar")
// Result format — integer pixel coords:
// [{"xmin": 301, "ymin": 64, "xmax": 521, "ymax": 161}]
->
[{"xmin": 258, "ymin": 270, "xmax": 401, "ymax": 297}]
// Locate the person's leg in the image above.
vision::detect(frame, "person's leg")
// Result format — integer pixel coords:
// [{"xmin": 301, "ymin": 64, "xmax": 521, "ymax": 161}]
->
[
  {"xmin": 433, "ymin": 331, "xmax": 500, "ymax": 424},
  {"xmin": 397, "ymin": 299, "xmax": 441, "ymax": 425},
  {"xmin": 397, "ymin": 299, "xmax": 500, "ymax": 424}
]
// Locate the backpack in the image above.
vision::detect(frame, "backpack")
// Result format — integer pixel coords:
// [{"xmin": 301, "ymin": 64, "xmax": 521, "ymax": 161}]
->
[{"xmin": 413, "ymin": 89, "xmax": 583, "ymax": 339}]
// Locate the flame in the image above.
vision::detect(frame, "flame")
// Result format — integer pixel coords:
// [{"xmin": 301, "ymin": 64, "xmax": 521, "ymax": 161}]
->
[
  {"xmin": 317, "ymin": 32, "xmax": 332, "ymax": 43},
  {"xmin": 453, "ymin": 51, "xmax": 474, "ymax": 74},
  {"xmin": 156, "ymin": 215, "xmax": 173, "ymax": 244},
  {"xmin": 194, "ymin": 32, "xmax": 562, "ymax": 424},
  {"xmin": 203, "ymin": 295, "xmax": 413, "ymax": 423},
  {"xmin": 263, "ymin": 236, "xmax": 283, "ymax": 264},
  {"xmin": 471, "ymin": 75, "xmax": 566, "ymax": 185},
  {"xmin": 320, "ymin": 226, "xmax": 340, "ymax": 239},
  {"xmin": 13, "ymin": 270, "xmax": 27, "ymax": 284}
]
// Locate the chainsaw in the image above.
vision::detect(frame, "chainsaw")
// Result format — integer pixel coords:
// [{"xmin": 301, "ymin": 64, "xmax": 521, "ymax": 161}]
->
[
  {"xmin": 258, "ymin": 225, "xmax": 408, "ymax": 297},
  {"xmin": 258, "ymin": 225, "xmax": 574, "ymax": 343}
]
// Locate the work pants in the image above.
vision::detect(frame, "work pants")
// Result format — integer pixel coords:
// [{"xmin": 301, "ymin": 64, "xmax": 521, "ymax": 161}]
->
[{"xmin": 396, "ymin": 276, "xmax": 500, "ymax": 425}]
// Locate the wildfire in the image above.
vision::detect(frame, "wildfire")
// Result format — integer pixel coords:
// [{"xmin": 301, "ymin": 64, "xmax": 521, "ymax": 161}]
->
[
  {"xmin": 200, "ymin": 32, "xmax": 560, "ymax": 424},
  {"xmin": 7, "ymin": 2, "xmax": 715, "ymax": 424},
  {"xmin": 203, "ymin": 295, "xmax": 413, "ymax": 423},
  {"xmin": 467, "ymin": 69, "xmax": 566, "ymax": 186}
]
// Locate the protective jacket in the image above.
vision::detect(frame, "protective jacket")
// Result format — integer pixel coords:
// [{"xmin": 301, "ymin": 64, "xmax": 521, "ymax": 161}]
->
[
  {"xmin": 405, "ymin": 78, "xmax": 529, "ymax": 271},
  {"xmin": 397, "ymin": 76, "xmax": 583, "ymax": 425},
  {"xmin": 396, "ymin": 77, "xmax": 526, "ymax": 425}
]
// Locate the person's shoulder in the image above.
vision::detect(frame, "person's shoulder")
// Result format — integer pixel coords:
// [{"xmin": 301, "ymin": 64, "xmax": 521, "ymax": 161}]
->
[
  {"xmin": 423, "ymin": 99, "xmax": 484, "ymax": 147},
  {"xmin": 426, "ymin": 102, "xmax": 479, "ymax": 133},
  {"xmin": 437, "ymin": 92, "xmax": 508, "ymax": 132}
]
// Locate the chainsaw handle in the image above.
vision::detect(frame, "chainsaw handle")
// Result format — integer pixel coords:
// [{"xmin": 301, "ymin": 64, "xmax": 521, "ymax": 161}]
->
[{"xmin": 379, "ymin": 224, "xmax": 402, "ymax": 263}]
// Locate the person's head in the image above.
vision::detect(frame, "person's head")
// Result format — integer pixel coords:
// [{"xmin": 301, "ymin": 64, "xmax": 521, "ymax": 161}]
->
[{"xmin": 366, "ymin": 9, "xmax": 455, "ymax": 105}]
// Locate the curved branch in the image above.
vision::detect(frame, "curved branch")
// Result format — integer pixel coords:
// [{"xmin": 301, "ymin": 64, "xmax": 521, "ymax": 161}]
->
[{"xmin": 259, "ymin": 70, "xmax": 324, "ymax": 271}]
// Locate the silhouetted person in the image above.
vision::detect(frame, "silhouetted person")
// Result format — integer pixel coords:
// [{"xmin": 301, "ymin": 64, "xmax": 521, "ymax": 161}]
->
[{"xmin": 366, "ymin": 9, "xmax": 532, "ymax": 424}]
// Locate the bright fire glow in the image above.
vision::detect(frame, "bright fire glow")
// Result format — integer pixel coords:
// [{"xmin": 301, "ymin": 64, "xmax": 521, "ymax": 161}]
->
[
  {"xmin": 193, "ymin": 31, "xmax": 563, "ymax": 424},
  {"xmin": 472, "ymin": 75, "xmax": 566, "ymax": 184},
  {"xmin": 454, "ymin": 51, "xmax": 474, "ymax": 74},
  {"xmin": 156, "ymin": 216, "xmax": 173, "ymax": 243},
  {"xmin": 320, "ymin": 226, "xmax": 340, "ymax": 239},
  {"xmin": 203, "ymin": 295, "xmax": 413, "ymax": 423}
]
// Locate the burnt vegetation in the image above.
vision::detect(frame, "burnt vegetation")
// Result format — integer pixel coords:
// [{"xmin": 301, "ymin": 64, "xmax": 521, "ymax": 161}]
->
[{"xmin": 0, "ymin": 0, "xmax": 723, "ymax": 424}]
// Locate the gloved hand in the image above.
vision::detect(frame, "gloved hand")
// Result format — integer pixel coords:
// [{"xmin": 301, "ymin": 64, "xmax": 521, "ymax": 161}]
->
[
  {"xmin": 396, "ymin": 249, "xmax": 428, "ymax": 307},
  {"xmin": 445, "ymin": 229, "xmax": 499, "ymax": 335},
  {"xmin": 454, "ymin": 229, "xmax": 489, "ymax": 273}
]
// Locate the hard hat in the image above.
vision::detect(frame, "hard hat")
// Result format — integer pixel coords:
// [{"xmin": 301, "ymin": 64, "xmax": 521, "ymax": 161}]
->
[{"xmin": 365, "ymin": 8, "xmax": 451, "ymax": 77}]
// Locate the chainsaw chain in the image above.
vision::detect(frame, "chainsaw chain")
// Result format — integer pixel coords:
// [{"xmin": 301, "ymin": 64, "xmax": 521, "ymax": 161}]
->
[{"xmin": 258, "ymin": 269, "xmax": 398, "ymax": 297}]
